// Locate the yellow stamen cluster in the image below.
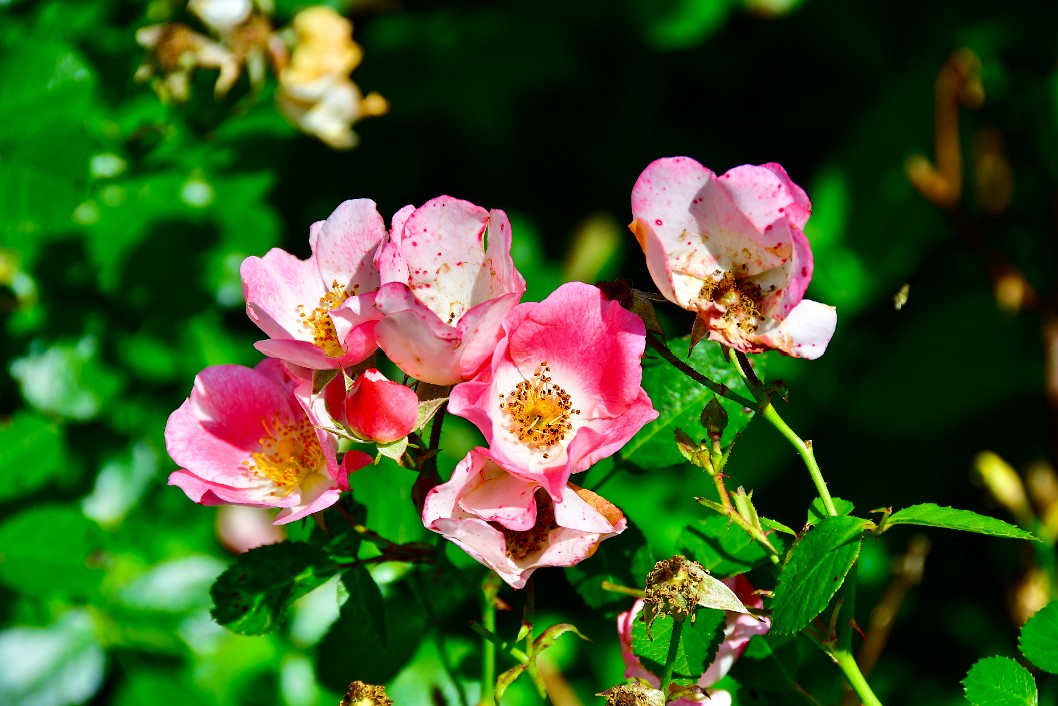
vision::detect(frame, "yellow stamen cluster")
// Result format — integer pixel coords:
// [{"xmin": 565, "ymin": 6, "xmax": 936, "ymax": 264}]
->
[
  {"xmin": 498, "ymin": 362, "xmax": 579, "ymax": 457},
  {"xmin": 497, "ymin": 489, "xmax": 559, "ymax": 561},
  {"xmin": 699, "ymin": 270, "xmax": 764, "ymax": 332},
  {"xmin": 297, "ymin": 279, "xmax": 353, "ymax": 357},
  {"xmin": 241, "ymin": 414, "xmax": 324, "ymax": 496}
]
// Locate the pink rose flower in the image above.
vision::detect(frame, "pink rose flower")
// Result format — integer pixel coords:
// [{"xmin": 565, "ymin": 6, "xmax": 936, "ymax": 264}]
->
[
  {"xmin": 422, "ymin": 448, "xmax": 627, "ymax": 589},
  {"xmin": 165, "ymin": 359, "xmax": 372, "ymax": 524},
  {"xmin": 616, "ymin": 576, "xmax": 770, "ymax": 706},
  {"xmin": 448, "ymin": 281, "xmax": 658, "ymax": 501},
  {"xmin": 630, "ymin": 156, "xmax": 837, "ymax": 359},
  {"xmin": 241, "ymin": 199, "xmax": 386, "ymax": 371},
  {"xmin": 373, "ymin": 196, "xmax": 526, "ymax": 385},
  {"xmin": 343, "ymin": 368, "xmax": 419, "ymax": 443}
]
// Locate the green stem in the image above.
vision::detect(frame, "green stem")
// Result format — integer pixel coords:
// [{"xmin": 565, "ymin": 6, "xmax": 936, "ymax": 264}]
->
[
  {"xmin": 831, "ymin": 649, "xmax": 883, "ymax": 706},
  {"xmin": 728, "ymin": 348, "xmax": 837, "ymax": 517},
  {"xmin": 658, "ymin": 619, "xmax": 685, "ymax": 699},
  {"xmin": 481, "ymin": 574, "xmax": 500, "ymax": 706},
  {"xmin": 522, "ymin": 579, "xmax": 547, "ymax": 698},
  {"xmin": 647, "ymin": 333, "xmax": 758, "ymax": 409}
]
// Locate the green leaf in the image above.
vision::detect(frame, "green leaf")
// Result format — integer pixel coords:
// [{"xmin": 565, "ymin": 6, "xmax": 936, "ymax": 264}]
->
[
  {"xmin": 886, "ymin": 503, "xmax": 1036, "ymax": 540},
  {"xmin": 632, "ymin": 609, "xmax": 727, "ymax": 683},
  {"xmin": 807, "ymin": 497, "xmax": 855, "ymax": 525},
  {"xmin": 1020, "ymin": 600, "xmax": 1058, "ymax": 674},
  {"xmin": 210, "ymin": 541, "xmax": 340, "ymax": 635},
  {"xmin": 963, "ymin": 656, "xmax": 1037, "ymax": 706},
  {"xmin": 771, "ymin": 515, "xmax": 871, "ymax": 634},
  {"xmin": 624, "ymin": 336, "xmax": 753, "ymax": 468},
  {"xmin": 759, "ymin": 517, "xmax": 796, "ymax": 536},
  {"xmin": 0, "ymin": 505, "xmax": 105, "ymax": 597},
  {"xmin": 337, "ymin": 565, "xmax": 387, "ymax": 644},
  {"xmin": 0, "ymin": 412, "xmax": 65, "ymax": 501},
  {"xmin": 533, "ymin": 623, "xmax": 590, "ymax": 654},
  {"xmin": 677, "ymin": 513, "xmax": 775, "ymax": 576}
]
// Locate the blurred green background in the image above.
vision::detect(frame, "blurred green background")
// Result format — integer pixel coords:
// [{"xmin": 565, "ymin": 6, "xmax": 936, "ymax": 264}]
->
[{"xmin": 2, "ymin": 0, "xmax": 1057, "ymax": 704}]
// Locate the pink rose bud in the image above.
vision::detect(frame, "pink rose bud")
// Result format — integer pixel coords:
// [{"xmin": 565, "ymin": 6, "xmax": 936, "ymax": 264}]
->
[{"xmin": 344, "ymin": 369, "xmax": 418, "ymax": 443}]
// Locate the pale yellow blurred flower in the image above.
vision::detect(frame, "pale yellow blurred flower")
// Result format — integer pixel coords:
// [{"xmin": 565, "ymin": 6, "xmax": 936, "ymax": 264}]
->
[{"xmin": 135, "ymin": 22, "xmax": 240, "ymax": 101}]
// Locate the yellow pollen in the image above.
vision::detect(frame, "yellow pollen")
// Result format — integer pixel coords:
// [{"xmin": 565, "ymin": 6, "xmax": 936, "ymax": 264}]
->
[
  {"xmin": 500, "ymin": 362, "xmax": 578, "ymax": 452},
  {"xmin": 699, "ymin": 270, "xmax": 765, "ymax": 332},
  {"xmin": 296, "ymin": 280, "xmax": 350, "ymax": 357},
  {"xmin": 240, "ymin": 414, "xmax": 324, "ymax": 495}
]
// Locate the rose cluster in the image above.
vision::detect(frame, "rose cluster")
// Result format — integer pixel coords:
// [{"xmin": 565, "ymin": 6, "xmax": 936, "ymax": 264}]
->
[{"xmin": 165, "ymin": 156, "xmax": 835, "ymax": 589}]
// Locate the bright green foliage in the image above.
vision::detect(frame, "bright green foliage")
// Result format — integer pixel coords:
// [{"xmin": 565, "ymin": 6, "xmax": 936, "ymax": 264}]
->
[
  {"xmin": 624, "ymin": 336, "xmax": 754, "ymax": 468},
  {"xmin": 886, "ymin": 504, "xmax": 1037, "ymax": 540},
  {"xmin": 0, "ymin": 505, "xmax": 105, "ymax": 597},
  {"xmin": 1020, "ymin": 601, "xmax": 1058, "ymax": 675},
  {"xmin": 0, "ymin": 412, "xmax": 65, "ymax": 500},
  {"xmin": 678, "ymin": 513, "xmax": 776, "ymax": 575},
  {"xmin": 770, "ymin": 515, "xmax": 872, "ymax": 634},
  {"xmin": 963, "ymin": 656, "xmax": 1037, "ymax": 706},
  {"xmin": 632, "ymin": 608, "xmax": 727, "ymax": 684},
  {"xmin": 210, "ymin": 542, "xmax": 340, "ymax": 635},
  {"xmin": 806, "ymin": 496, "xmax": 855, "ymax": 525}
]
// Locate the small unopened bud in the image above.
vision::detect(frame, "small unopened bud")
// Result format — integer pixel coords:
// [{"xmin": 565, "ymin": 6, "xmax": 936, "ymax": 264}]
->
[
  {"xmin": 974, "ymin": 451, "xmax": 1028, "ymax": 519},
  {"xmin": 340, "ymin": 681, "xmax": 392, "ymax": 706},
  {"xmin": 597, "ymin": 682, "xmax": 666, "ymax": 706},
  {"xmin": 700, "ymin": 398, "xmax": 728, "ymax": 441}
]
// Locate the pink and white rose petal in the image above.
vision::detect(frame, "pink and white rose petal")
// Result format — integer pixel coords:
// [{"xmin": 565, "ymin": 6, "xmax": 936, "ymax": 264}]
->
[
  {"xmin": 165, "ymin": 359, "xmax": 372, "ymax": 524},
  {"xmin": 422, "ymin": 448, "xmax": 627, "ymax": 589},
  {"xmin": 630, "ymin": 156, "xmax": 836, "ymax": 359},
  {"xmin": 449, "ymin": 281, "xmax": 657, "ymax": 501},
  {"xmin": 240, "ymin": 198, "xmax": 387, "ymax": 372},
  {"xmin": 373, "ymin": 196, "xmax": 526, "ymax": 385}
]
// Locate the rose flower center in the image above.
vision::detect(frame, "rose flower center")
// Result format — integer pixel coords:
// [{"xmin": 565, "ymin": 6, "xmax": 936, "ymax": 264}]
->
[
  {"xmin": 699, "ymin": 270, "xmax": 764, "ymax": 332},
  {"xmin": 494, "ymin": 489, "xmax": 559, "ymax": 561},
  {"xmin": 296, "ymin": 279, "xmax": 354, "ymax": 357},
  {"xmin": 498, "ymin": 362, "xmax": 580, "ymax": 458},
  {"xmin": 242, "ymin": 414, "xmax": 325, "ymax": 495}
]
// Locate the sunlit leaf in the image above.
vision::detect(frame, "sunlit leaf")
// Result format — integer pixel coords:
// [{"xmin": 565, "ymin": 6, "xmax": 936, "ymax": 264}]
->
[
  {"xmin": 963, "ymin": 656, "xmax": 1037, "ymax": 706},
  {"xmin": 770, "ymin": 515, "xmax": 871, "ymax": 634},
  {"xmin": 886, "ymin": 504, "xmax": 1036, "ymax": 540},
  {"xmin": 1020, "ymin": 600, "xmax": 1058, "ymax": 674},
  {"xmin": 0, "ymin": 611, "xmax": 105, "ymax": 706}
]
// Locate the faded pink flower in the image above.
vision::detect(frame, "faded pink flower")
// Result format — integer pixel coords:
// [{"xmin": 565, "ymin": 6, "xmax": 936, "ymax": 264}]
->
[
  {"xmin": 165, "ymin": 359, "xmax": 371, "ymax": 524},
  {"xmin": 630, "ymin": 156, "xmax": 836, "ymax": 359},
  {"xmin": 448, "ymin": 281, "xmax": 657, "ymax": 501},
  {"xmin": 343, "ymin": 368, "xmax": 418, "ymax": 443},
  {"xmin": 373, "ymin": 196, "xmax": 526, "ymax": 385},
  {"xmin": 422, "ymin": 448, "xmax": 627, "ymax": 589},
  {"xmin": 241, "ymin": 199, "xmax": 386, "ymax": 372},
  {"xmin": 617, "ymin": 576, "xmax": 770, "ymax": 706}
]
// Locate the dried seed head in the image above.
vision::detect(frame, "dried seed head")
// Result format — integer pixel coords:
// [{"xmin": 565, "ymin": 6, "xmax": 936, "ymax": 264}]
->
[
  {"xmin": 642, "ymin": 555, "xmax": 711, "ymax": 635},
  {"xmin": 340, "ymin": 681, "xmax": 392, "ymax": 706},
  {"xmin": 597, "ymin": 682, "xmax": 666, "ymax": 706}
]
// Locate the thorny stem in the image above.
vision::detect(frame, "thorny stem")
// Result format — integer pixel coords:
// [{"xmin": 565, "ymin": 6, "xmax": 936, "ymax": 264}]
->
[
  {"xmin": 659, "ymin": 619, "xmax": 685, "ymax": 700},
  {"xmin": 728, "ymin": 348, "xmax": 838, "ymax": 517},
  {"xmin": 695, "ymin": 494, "xmax": 780, "ymax": 564},
  {"xmin": 646, "ymin": 333, "xmax": 758, "ymax": 409},
  {"xmin": 831, "ymin": 650, "xmax": 884, "ymax": 706},
  {"xmin": 427, "ymin": 401, "xmax": 448, "ymax": 473}
]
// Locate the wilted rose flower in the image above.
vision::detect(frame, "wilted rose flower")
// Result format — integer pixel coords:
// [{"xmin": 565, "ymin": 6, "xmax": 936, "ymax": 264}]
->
[
  {"xmin": 448, "ymin": 281, "xmax": 657, "ymax": 500},
  {"xmin": 630, "ymin": 156, "xmax": 836, "ymax": 359},
  {"xmin": 374, "ymin": 196, "xmax": 526, "ymax": 385},
  {"xmin": 616, "ymin": 576, "xmax": 770, "ymax": 706},
  {"xmin": 241, "ymin": 199, "xmax": 386, "ymax": 372},
  {"xmin": 165, "ymin": 359, "xmax": 372, "ymax": 524},
  {"xmin": 276, "ymin": 6, "xmax": 387, "ymax": 149},
  {"xmin": 422, "ymin": 448, "xmax": 627, "ymax": 589},
  {"xmin": 188, "ymin": 0, "xmax": 252, "ymax": 35},
  {"xmin": 342, "ymin": 369, "xmax": 419, "ymax": 444},
  {"xmin": 135, "ymin": 23, "xmax": 240, "ymax": 101}
]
